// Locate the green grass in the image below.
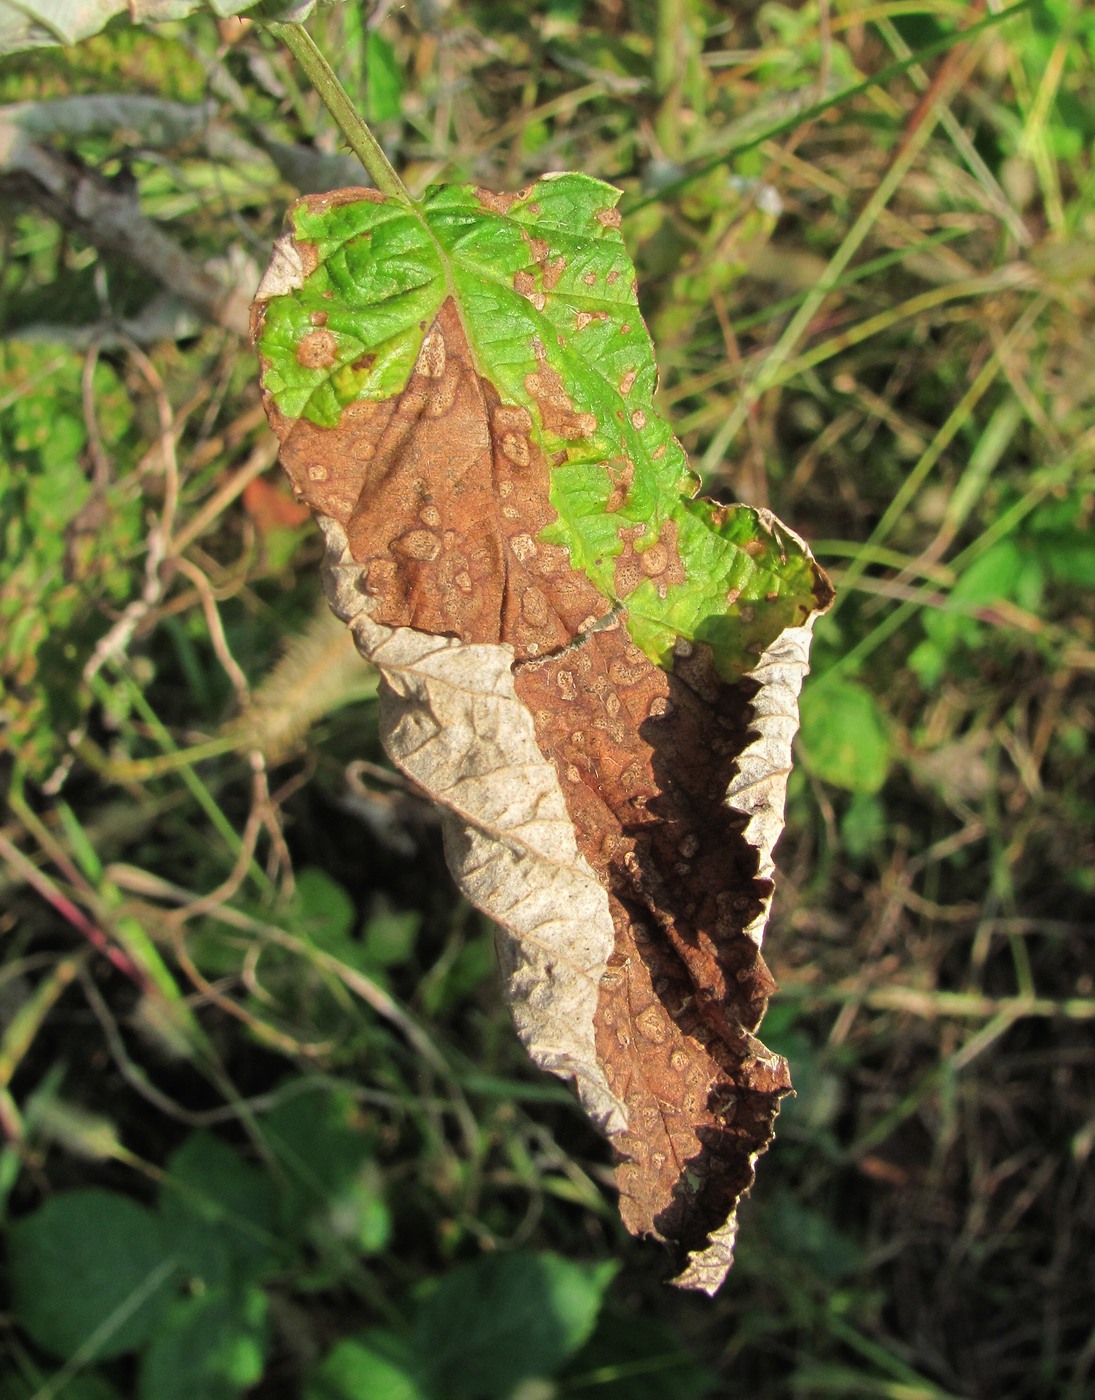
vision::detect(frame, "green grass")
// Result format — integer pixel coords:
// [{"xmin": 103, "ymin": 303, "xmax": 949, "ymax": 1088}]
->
[{"xmin": 2, "ymin": 2, "xmax": 1094, "ymax": 1397}]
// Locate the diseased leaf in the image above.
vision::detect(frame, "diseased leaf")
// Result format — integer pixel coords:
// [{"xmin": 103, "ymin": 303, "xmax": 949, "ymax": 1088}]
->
[{"xmin": 252, "ymin": 174, "xmax": 833, "ymax": 1292}]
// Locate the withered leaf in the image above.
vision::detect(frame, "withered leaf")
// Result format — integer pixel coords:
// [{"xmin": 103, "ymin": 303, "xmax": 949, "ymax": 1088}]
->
[{"xmin": 252, "ymin": 175, "xmax": 833, "ymax": 1292}]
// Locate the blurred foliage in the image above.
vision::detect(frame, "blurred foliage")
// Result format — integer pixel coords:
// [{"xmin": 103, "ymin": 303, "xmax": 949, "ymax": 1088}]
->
[{"xmin": 1, "ymin": 2, "xmax": 1093, "ymax": 1398}]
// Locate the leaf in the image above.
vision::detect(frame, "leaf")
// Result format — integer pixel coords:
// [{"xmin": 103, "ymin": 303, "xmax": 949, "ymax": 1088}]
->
[
  {"xmin": 303, "ymin": 1252, "xmax": 613, "ymax": 1400},
  {"xmin": 260, "ymin": 1080, "xmax": 391, "ymax": 1260},
  {"xmin": 137, "ymin": 1284, "xmax": 268, "ymax": 1400},
  {"xmin": 908, "ymin": 539, "xmax": 1045, "ymax": 686},
  {"xmin": 8, "ymin": 1189, "xmax": 172, "ymax": 1360},
  {"xmin": 414, "ymin": 1252, "xmax": 615, "ymax": 1399},
  {"xmin": 252, "ymin": 174, "xmax": 833, "ymax": 1292},
  {"xmin": 304, "ymin": 1332, "xmax": 427, "ymax": 1400},
  {"xmin": 0, "ymin": 346, "xmax": 141, "ymax": 776},
  {"xmin": 159, "ymin": 1131, "xmax": 282, "ymax": 1285},
  {"xmin": 797, "ymin": 678, "xmax": 891, "ymax": 793},
  {"xmin": 365, "ymin": 30, "xmax": 404, "ymax": 124}
]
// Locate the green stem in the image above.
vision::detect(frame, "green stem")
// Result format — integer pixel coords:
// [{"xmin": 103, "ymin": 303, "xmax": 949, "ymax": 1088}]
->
[{"xmin": 264, "ymin": 21, "xmax": 414, "ymax": 205}]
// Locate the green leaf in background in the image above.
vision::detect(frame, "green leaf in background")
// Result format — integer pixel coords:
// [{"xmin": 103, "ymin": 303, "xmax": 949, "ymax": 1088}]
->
[
  {"xmin": 255, "ymin": 175, "xmax": 829, "ymax": 681},
  {"xmin": 414, "ymin": 1252, "xmax": 617, "ymax": 1399},
  {"xmin": 261, "ymin": 1082, "xmax": 391, "ymax": 1260},
  {"xmin": 797, "ymin": 678, "xmax": 891, "ymax": 794},
  {"xmin": 909, "ymin": 538, "xmax": 1045, "ymax": 687},
  {"xmin": 8, "ymin": 1189, "xmax": 172, "ymax": 1361},
  {"xmin": 303, "ymin": 1253, "xmax": 619, "ymax": 1400},
  {"xmin": 840, "ymin": 790, "xmax": 888, "ymax": 862},
  {"xmin": 561, "ymin": 1312, "xmax": 718, "ymax": 1400},
  {"xmin": 360, "ymin": 901, "xmax": 420, "ymax": 968},
  {"xmin": 138, "ymin": 1283, "xmax": 268, "ymax": 1400},
  {"xmin": 159, "ymin": 1131, "xmax": 282, "ymax": 1285},
  {"xmin": 0, "ymin": 345, "xmax": 141, "ymax": 777},
  {"xmin": 291, "ymin": 865, "xmax": 357, "ymax": 954},
  {"xmin": 365, "ymin": 29, "xmax": 403, "ymax": 123},
  {"xmin": 756, "ymin": 1191, "xmax": 864, "ymax": 1283},
  {"xmin": 304, "ymin": 1331, "xmax": 427, "ymax": 1400},
  {"xmin": 1027, "ymin": 490, "xmax": 1095, "ymax": 588}
]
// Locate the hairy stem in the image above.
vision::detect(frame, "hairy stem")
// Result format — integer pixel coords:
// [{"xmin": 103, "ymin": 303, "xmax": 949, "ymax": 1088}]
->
[{"xmin": 265, "ymin": 21, "xmax": 413, "ymax": 205}]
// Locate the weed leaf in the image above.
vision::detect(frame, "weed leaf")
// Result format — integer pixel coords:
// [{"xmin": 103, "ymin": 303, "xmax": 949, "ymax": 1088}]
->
[{"xmin": 8, "ymin": 1189, "xmax": 171, "ymax": 1360}]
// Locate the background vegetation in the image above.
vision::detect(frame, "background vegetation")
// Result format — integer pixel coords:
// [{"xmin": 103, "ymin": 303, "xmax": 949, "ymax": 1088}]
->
[{"xmin": 2, "ymin": 1, "xmax": 1093, "ymax": 1396}]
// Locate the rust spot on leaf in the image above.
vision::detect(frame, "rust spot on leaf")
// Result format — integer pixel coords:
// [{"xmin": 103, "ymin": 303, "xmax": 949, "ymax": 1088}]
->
[
  {"xmin": 614, "ymin": 523, "xmax": 646, "ymax": 597},
  {"xmin": 514, "ymin": 269, "xmax": 546, "ymax": 311},
  {"xmin": 296, "ymin": 329, "xmax": 338, "ymax": 369},
  {"xmin": 391, "ymin": 528, "xmax": 442, "ymax": 561},
  {"xmin": 605, "ymin": 458, "xmax": 634, "ymax": 514},
  {"xmin": 525, "ymin": 340, "xmax": 597, "ymax": 441},
  {"xmin": 475, "ymin": 188, "xmax": 517, "ymax": 215},
  {"xmin": 520, "ymin": 229, "xmax": 568, "ymax": 294},
  {"xmin": 614, "ymin": 519, "xmax": 686, "ymax": 600},
  {"xmin": 596, "ymin": 207, "xmax": 623, "ymax": 229},
  {"xmin": 543, "ymin": 257, "xmax": 566, "ymax": 289}
]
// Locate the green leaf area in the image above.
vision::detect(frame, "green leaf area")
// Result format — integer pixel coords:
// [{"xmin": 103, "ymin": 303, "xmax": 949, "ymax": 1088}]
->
[
  {"xmin": 305, "ymin": 1252, "xmax": 616, "ymax": 1400},
  {"xmin": 258, "ymin": 174, "xmax": 825, "ymax": 680}
]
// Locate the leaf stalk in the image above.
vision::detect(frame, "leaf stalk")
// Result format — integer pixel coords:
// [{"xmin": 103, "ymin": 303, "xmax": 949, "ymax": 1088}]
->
[{"xmin": 264, "ymin": 21, "xmax": 414, "ymax": 206}]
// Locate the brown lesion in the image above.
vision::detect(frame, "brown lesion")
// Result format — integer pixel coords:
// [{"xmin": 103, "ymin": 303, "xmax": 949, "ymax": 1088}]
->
[
  {"xmin": 295, "ymin": 328, "xmax": 338, "ymax": 369},
  {"xmin": 513, "ymin": 269, "xmax": 546, "ymax": 311},
  {"xmin": 474, "ymin": 185, "xmax": 535, "ymax": 216},
  {"xmin": 266, "ymin": 297, "xmax": 603, "ymax": 661},
  {"xmin": 604, "ymin": 458, "xmax": 634, "ymax": 514},
  {"xmin": 525, "ymin": 339, "xmax": 598, "ymax": 442},
  {"xmin": 520, "ymin": 230, "xmax": 567, "ymax": 293},
  {"xmin": 613, "ymin": 518, "xmax": 686, "ymax": 600},
  {"xmin": 514, "ymin": 621, "xmax": 791, "ymax": 1267}
]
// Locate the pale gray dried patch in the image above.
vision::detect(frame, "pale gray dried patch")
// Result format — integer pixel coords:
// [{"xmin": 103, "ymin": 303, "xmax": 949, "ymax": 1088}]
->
[
  {"xmin": 319, "ymin": 516, "xmax": 626, "ymax": 1135},
  {"xmin": 255, "ymin": 232, "xmax": 307, "ymax": 303}
]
